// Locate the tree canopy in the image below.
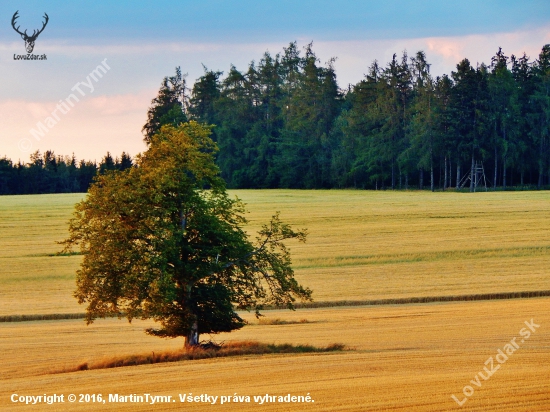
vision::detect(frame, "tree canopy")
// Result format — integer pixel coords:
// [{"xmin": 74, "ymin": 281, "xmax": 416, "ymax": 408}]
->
[
  {"xmin": 61, "ymin": 122, "xmax": 311, "ymax": 346},
  {"xmin": 181, "ymin": 42, "xmax": 550, "ymax": 191}
]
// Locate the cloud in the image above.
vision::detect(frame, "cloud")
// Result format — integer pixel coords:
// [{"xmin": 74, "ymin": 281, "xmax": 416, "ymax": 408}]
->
[
  {"xmin": 424, "ymin": 26, "xmax": 550, "ymax": 70},
  {"xmin": 85, "ymin": 90, "xmax": 155, "ymax": 116},
  {"xmin": 0, "ymin": 91, "xmax": 152, "ymax": 163},
  {"xmin": 314, "ymin": 25, "xmax": 550, "ymax": 83}
]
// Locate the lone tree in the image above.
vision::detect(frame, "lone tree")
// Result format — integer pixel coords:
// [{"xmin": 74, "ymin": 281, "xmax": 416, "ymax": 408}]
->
[{"xmin": 61, "ymin": 122, "xmax": 311, "ymax": 347}]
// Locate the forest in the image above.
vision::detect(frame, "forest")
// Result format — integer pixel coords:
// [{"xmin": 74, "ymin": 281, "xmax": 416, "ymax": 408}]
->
[
  {"xmin": 2, "ymin": 42, "xmax": 550, "ymax": 194},
  {"xmin": 0, "ymin": 150, "xmax": 131, "ymax": 195}
]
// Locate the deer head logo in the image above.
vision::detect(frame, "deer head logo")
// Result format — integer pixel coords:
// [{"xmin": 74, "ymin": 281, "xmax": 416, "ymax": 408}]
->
[{"xmin": 11, "ymin": 11, "xmax": 49, "ymax": 54}]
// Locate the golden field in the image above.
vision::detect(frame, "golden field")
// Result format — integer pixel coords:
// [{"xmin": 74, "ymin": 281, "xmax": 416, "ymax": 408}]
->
[
  {"xmin": 0, "ymin": 300, "xmax": 549, "ymax": 411},
  {"xmin": 2, "ymin": 190, "xmax": 550, "ymax": 315},
  {"xmin": 0, "ymin": 190, "xmax": 549, "ymax": 410}
]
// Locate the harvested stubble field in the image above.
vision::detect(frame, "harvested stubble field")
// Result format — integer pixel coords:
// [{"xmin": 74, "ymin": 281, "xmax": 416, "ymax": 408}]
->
[
  {"xmin": 1, "ymin": 301, "xmax": 549, "ymax": 411},
  {"xmin": 0, "ymin": 190, "xmax": 549, "ymax": 411}
]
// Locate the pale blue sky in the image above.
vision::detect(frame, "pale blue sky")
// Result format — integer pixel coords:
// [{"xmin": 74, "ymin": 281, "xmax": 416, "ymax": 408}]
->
[
  {"xmin": 1, "ymin": 1, "xmax": 549, "ymax": 162},
  {"xmin": 1, "ymin": 1, "xmax": 548, "ymax": 41}
]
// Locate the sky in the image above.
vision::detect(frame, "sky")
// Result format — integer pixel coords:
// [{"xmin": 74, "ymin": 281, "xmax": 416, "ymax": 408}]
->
[{"xmin": 1, "ymin": 0, "xmax": 549, "ymax": 163}]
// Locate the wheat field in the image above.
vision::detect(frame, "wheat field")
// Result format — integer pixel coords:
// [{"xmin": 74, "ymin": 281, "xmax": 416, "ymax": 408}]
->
[
  {"xmin": 0, "ymin": 300, "xmax": 548, "ymax": 411},
  {"xmin": 2, "ymin": 191, "xmax": 550, "ymax": 315},
  {"xmin": 0, "ymin": 190, "xmax": 549, "ymax": 410}
]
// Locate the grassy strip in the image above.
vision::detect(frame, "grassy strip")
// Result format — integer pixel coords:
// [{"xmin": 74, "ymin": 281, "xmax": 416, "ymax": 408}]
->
[
  {"xmin": 286, "ymin": 290, "xmax": 550, "ymax": 309},
  {"xmin": 54, "ymin": 341, "xmax": 346, "ymax": 373},
  {"xmin": 296, "ymin": 245, "xmax": 550, "ymax": 269},
  {"xmin": 0, "ymin": 313, "xmax": 87, "ymax": 322},
  {"xmin": 258, "ymin": 318, "xmax": 311, "ymax": 325},
  {"xmin": 3, "ymin": 290, "xmax": 550, "ymax": 323},
  {"xmin": 22, "ymin": 252, "xmax": 83, "ymax": 257}
]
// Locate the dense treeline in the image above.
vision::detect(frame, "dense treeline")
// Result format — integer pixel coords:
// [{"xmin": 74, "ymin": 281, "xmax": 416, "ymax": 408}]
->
[
  {"xmin": 144, "ymin": 42, "xmax": 550, "ymax": 191},
  {"xmin": 0, "ymin": 151, "xmax": 132, "ymax": 195},
  {"xmin": 3, "ymin": 42, "xmax": 550, "ymax": 194}
]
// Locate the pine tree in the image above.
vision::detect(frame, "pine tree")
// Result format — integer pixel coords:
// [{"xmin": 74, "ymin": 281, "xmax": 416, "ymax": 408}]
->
[{"xmin": 142, "ymin": 67, "xmax": 188, "ymax": 144}]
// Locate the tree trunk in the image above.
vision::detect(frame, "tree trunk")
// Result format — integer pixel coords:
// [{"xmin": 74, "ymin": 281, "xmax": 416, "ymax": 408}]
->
[
  {"xmin": 449, "ymin": 159, "xmax": 452, "ymax": 189},
  {"xmin": 503, "ymin": 157, "xmax": 507, "ymax": 190},
  {"xmin": 456, "ymin": 164, "xmax": 461, "ymax": 190},
  {"xmin": 185, "ymin": 320, "xmax": 199, "ymax": 348},
  {"xmin": 444, "ymin": 156, "xmax": 448, "ymax": 190},
  {"xmin": 521, "ymin": 170, "xmax": 524, "ymax": 186},
  {"xmin": 469, "ymin": 154, "xmax": 475, "ymax": 192},
  {"xmin": 184, "ymin": 283, "xmax": 199, "ymax": 348},
  {"xmin": 405, "ymin": 173, "xmax": 408, "ymax": 190},
  {"xmin": 538, "ymin": 137, "xmax": 544, "ymax": 190},
  {"xmin": 493, "ymin": 146, "xmax": 497, "ymax": 190},
  {"xmin": 430, "ymin": 158, "xmax": 434, "ymax": 192},
  {"xmin": 438, "ymin": 157, "xmax": 442, "ymax": 189},
  {"xmin": 419, "ymin": 169, "xmax": 423, "ymax": 190},
  {"xmin": 391, "ymin": 161, "xmax": 395, "ymax": 190},
  {"xmin": 399, "ymin": 170, "xmax": 402, "ymax": 189}
]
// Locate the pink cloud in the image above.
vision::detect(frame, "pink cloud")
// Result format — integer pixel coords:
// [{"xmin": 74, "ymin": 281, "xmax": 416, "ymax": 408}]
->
[
  {"xmin": 316, "ymin": 25, "xmax": 550, "ymax": 82},
  {"xmin": 426, "ymin": 26, "xmax": 550, "ymax": 71},
  {"xmin": 85, "ymin": 89, "xmax": 155, "ymax": 116},
  {"xmin": 0, "ymin": 91, "xmax": 153, "ymax": 162}
]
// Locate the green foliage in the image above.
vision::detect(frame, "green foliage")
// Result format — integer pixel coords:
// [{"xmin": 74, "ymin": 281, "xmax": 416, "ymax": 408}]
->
[
  {"xmin": 142, "ymin": 67, "xmax": 188, "ymax": 144},
  {"xmin": 61, "ymin": 122, "xmax": 311, "ymax": 345},
  {"xmin": 193, "ymin": 42, "xmax": 342, "ymax": 189}
]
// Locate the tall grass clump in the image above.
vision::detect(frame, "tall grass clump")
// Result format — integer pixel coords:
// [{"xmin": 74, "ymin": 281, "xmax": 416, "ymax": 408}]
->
[{"xmin": 54, "ymin": 341, "xmax": 347, "ymax": 373}]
